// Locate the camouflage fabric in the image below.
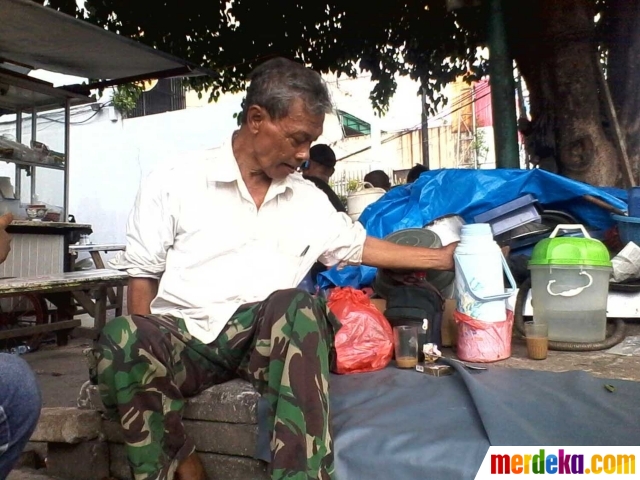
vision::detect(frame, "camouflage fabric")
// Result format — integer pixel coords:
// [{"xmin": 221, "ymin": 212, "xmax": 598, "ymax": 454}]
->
[{"xmin": 93, "ymin": 289, "xmax": 339, "ymax": 480}]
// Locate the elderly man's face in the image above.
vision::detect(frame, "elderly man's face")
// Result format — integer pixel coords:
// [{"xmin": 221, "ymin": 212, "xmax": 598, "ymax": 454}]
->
[{"xmin": 249, "ymin": 98, "xmax": 324, "ymax": 180}]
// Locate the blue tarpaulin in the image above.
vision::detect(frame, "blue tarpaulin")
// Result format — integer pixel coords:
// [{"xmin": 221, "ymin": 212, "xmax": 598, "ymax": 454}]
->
[{"xmin": 319, "ymin": 168, "xmax": 627, "ymax": 289}]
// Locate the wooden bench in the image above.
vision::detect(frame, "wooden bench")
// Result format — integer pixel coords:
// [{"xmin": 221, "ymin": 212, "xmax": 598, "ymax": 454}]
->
[
  {"xmin": 0, "ymin": 269, "xmax": 128, "ymax": 344},
  {"xmin": 69, "ymin": 244, "xmax": 126, "ymax": 313},
  {"xmin": 68, "ymin": 244, "xmax": 126, "ymax": 271}
]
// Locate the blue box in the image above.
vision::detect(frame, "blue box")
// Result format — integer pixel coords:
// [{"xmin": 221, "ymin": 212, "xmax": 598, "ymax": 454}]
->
[{"xmin": 474, "ymin": 194, "xmax": 541, "ymax": 236}]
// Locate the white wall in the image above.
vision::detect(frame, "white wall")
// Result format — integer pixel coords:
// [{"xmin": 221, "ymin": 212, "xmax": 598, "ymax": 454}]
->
[{"xmin": 0, "ymin": 91, "xmax": 246, "ymax": 246}]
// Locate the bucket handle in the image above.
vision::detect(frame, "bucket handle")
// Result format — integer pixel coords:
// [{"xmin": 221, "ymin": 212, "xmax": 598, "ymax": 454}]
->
[
  {"xmin": 356, "ymin": 182, "xmax": 375, "ymax": 192},
  {"xmin": 454, "ymin": 253, "xmax": 517, "ymax": 302},
  {"xmin": 549, "ymin": 224, "xmax": 591, "ymax": 239},
  {"xmin": 546, "ymin": 271, "xmax": 593, "ymax": 297}
]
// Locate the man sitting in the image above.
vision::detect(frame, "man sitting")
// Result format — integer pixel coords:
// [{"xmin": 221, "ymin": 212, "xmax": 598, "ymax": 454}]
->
[{"xmin": 99, "ymin": 57, "xmax": 455, "ymax": 480}]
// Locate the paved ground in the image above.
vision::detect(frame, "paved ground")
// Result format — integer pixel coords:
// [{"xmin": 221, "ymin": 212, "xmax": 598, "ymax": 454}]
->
[{"xmin": 25, "ymin": 339, "xmax": 92, "ymax": 408}]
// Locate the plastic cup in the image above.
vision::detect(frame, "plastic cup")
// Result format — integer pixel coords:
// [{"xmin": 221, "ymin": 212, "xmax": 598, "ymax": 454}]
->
[
  {"xmin": 525, "ymin": 321, "xmax": 548, "ymax": 360},
  {"xmin": 394, "ymin": 325, "xmax": 419, "ymax": 369}
]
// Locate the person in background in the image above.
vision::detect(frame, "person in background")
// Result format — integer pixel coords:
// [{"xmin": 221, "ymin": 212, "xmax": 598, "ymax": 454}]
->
[
  {"xmin": 363, "ymin": 170, "xmax": 391, "ymax": 191},
  {"xmin": 301, "ymin": 144, "xmax": 346, "ymax": 287},
  {"xmin": 0, "ymin": 213, "xmax": 42, "ymax": 479},
  {"xmin": 301, "ymin": 144, "xmax": 346, "ymax": 213},
  {"xmin": 406, "ymin": 164, "xmax": 428, "ymax": 184}
]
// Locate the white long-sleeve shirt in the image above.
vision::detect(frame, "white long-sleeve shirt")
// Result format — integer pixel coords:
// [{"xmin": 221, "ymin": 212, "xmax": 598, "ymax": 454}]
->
[{"xmin": 110, "ymin": 141, "xmax": 367, "ymax": 344}]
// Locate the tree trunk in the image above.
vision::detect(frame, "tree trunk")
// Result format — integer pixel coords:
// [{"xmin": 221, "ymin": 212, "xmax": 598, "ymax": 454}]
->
[
  {"xmin": 509, "ymin": 0, "xmax": 619, "ymax": 186},
  {"xmin": 605, "ymin": 0, "xmax": 640, "ymax": 185}
]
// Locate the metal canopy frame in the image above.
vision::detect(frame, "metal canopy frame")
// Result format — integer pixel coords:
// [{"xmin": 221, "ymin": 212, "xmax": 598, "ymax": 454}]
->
[
  {"xmin": 0, "ymin": 69, "xmax": 92, "ymax": 112},
  {"xmin": 0, "ymin": 0, "xmax": 217, "ymax": 90}
]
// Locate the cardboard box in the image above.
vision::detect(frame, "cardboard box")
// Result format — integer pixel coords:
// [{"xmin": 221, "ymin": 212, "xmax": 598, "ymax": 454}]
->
[
  {"xmin": 441, "ymin": 299, "xmax": 458, "ymax": 347},
  {"xmin": 369, "ymin": 298, "xmax": 387, "ymax": 316}
]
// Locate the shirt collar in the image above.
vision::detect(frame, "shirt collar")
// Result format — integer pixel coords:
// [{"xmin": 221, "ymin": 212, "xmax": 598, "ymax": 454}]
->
[
  {"xmin": 206, "ymin": 140, "xmax": 241, "ymax": 183},
  {"xmin": 206, "ymin": 137, "xmax": 296, "ymax": 196}
]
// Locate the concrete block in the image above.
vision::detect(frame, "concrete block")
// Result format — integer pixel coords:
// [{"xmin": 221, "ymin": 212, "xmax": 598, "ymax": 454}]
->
[
  {"xmin": 15, "ymin": 450, "xmax": 38, "ymax": 470},
  {"xmin": 102, "ymin": 420, "xmax": 124, "ymax": 443},
  {"xmin": 108, "ymin": 443, "xmax": 131, "ymax": 480},
  {"xmin": 7, "ymin": 468, "xmax": 62, "ymax": 480},
  {"xmin": 109, "ymin": 444, "xmax": 268, "ymax": 480},
  {"xmin": 200, "ymin": 452, "xmax": 269, "ymax": 480},
  {"xmin": 103, "ymin": 419, "xmax": 258, "ymax": 457},
  {"xmin": 183, "ymin": 379, "xmax": 259, "ymax": 424},
  {"xmin": 82, "ymin": 379, "xmax": 260, "ymax": 424},
  {"xmin": 187, "ymin": 421, "xmax": 258, "ymax": 457},
  {"xmin": 46, "ymin": 441, "xmax": 110, "ymax": 480},
  {"xmin": 30, "ymin": 408, "xmax": 102, "ymax": 444}
]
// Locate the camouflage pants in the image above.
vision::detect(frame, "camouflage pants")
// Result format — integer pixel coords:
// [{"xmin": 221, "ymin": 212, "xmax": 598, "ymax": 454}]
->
[{"xmin": 94, "ymin": 289, "xmax": 338, "ymax": 480}]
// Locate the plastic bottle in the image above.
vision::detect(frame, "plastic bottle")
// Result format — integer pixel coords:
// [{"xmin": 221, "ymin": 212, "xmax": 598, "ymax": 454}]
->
[
  {"xmin": 454, "ymin": 223, "xmax": 515, "ymax": 322},
  {"xmin": 9, "ymin": 345, "xmax": 31, "ymax": 355}
]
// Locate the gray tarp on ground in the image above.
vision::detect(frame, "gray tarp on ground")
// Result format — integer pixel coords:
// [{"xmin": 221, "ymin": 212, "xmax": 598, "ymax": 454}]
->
[{"xmin": 258, "ymin": 362, "xmax": 640, "ymax": 479}]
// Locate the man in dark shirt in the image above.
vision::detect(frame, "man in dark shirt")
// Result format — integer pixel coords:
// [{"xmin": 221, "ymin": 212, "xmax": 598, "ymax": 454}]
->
[
  {"xmin": 302, "ymin": 144, "xmax": 346, "ymax": 213},
  {"xmin": 301, "ymin": 144, "xmax": 346, "ymax": 287}
]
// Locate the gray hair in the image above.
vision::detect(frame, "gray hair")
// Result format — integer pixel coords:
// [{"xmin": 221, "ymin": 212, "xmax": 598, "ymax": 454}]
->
[{"xmin": 241, "ymin": 57, "xmax": 333, "ymax": 123}]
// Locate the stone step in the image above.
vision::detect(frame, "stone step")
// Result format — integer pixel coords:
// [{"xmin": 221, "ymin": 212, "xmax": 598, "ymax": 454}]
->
[
  {"xmin": 7, "ymin": 468, "xmax": 64, "ymax": 480},
  {"xmin": 30, "ymin": 408, "xmax": 102, "ymax": 444}
]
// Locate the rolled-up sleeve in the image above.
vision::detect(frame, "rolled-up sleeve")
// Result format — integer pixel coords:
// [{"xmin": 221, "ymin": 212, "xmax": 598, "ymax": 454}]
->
[
  {"xmin": 108, "ymin": 170, "xmax": 175, "ymax": 278},
  {"xmin": 316, "ymin": 207, "xmax": 367, "ymax": 267}
]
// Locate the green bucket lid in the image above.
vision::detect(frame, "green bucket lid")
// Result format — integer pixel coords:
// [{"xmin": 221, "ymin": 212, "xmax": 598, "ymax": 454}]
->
[{"xmin": 528, "ymin": 225, "xmax": 612, "ymax": 268}]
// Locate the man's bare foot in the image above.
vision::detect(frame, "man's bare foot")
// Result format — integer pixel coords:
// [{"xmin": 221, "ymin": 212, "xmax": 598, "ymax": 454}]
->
[{"xmin": 175, "ymin": 452, "xmax": 206, "ymax": 480}]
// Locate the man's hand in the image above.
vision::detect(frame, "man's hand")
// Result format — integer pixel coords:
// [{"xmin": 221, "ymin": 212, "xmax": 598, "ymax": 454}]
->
[
  {"xmin": 439, "ymin": 242, "xmax": 458, "ymax": 271},
  {"xmin": 0, "ymin": 213, "xmax": 13, "ymax": 264}
]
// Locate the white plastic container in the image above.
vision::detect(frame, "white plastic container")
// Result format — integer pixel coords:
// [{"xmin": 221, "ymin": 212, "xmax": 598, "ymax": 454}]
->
[
  {"xmin": 454, "ymin": 223, "xmax": 516, "ymax": 322},
  {"xmin": 528, "ymin": 225, "xmax": 612, "ymax": 343},
  {"xmin": 347, "ymin": 182, "xmax": 386, "ymax": 221}
]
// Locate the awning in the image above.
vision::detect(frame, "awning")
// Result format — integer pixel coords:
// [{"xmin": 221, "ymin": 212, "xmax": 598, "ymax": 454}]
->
[
  {"xmin": 0, "ymin": 0, "xmax": 216, "ymax": 91},
  {"xmin": 0, "ymin": 69, "xmax": 91, "ymax": 111}
]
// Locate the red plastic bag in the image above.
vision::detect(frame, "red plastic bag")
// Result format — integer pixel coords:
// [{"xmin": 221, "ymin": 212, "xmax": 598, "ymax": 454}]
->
[{"xmin": 327, "ymin": 287, "xmax": 394, "ymax": 374}]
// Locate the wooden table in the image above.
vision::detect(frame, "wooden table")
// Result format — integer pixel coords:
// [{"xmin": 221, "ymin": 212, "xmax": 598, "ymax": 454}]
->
[{"xmin": 0, "ymin": 269, "xmax": 128, "ymax": 344}]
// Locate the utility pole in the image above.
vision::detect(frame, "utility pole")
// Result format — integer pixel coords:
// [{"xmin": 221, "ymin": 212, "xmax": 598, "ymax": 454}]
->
[
  {"xmin": 421, "ymin": 88, "xmax": 430, "ymax": 168},
  {"xmin": 488, "ymin": 0, "xmax": 519, "ymax": 169},
  {"xmin": 515, "ymin": 74, "xmax": 530, "ymax": 169},
  {"xmin": 472, "ymin": 83, "xmax": 479, "ymax": 169}
]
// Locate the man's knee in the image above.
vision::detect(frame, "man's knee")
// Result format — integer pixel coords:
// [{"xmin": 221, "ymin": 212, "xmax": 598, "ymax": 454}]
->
[
  {"xmin": 99, "ymin": 315, "xmax": 137, "ymax": 345},
  {"xmin": 94, "ymin": 316, "xmax": 147, "ymax": 379}
]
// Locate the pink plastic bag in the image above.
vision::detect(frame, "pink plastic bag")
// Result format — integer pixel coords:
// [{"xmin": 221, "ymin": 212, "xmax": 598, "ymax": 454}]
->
[
  {"xmin": 455, "ymin": 310, "xmax": 514, "ymax": 363},
  {"xmin": 328, "ymin": 287, "xmax": 394, "ymax": 374}
]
